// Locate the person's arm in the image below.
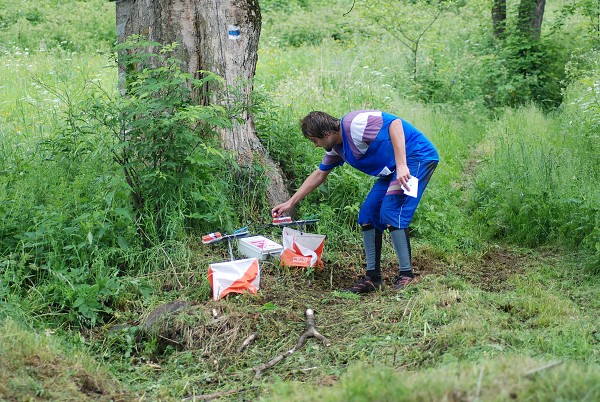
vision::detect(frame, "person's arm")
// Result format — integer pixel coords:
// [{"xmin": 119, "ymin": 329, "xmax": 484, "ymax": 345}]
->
[
  {"xmin": 389, "ymin": 119, "xmax": 411, "ymax": 191},
  {"xmin": 271, "ymin": 168, "xmax": 331, "ymax": 217}
]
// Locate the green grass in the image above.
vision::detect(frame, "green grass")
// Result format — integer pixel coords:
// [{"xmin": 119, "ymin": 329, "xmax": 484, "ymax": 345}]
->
[
  {"xmin": 0, "ymin": 319, "xmax": 133, "ymax": 401},
  {"xmin": 0, "ymin": 0, "xmax": 115, "ymax": 53},
  {"xmin": 469, "ymin": 105, "xmax": 599, "ymax": 264},
  {"xmin": 264, "ymin": 356, "xmax": 600, "ymax": 401},
  {"xmin": 0, "ymin": 51, "xmax": 116, "ymax": 161},
  {"xmin": 79, "ymin": 249, "xmax": 599, "ymax": 400}
]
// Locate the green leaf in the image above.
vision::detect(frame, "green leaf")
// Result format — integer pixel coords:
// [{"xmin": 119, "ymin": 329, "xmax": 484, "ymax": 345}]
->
[
  {"xmin": 260, "ymin": 302, "xmax": 278, "ymax": 311},
  {"xmin": 117, "ymin": 236, "xmax": 129, "ymax": 250}
]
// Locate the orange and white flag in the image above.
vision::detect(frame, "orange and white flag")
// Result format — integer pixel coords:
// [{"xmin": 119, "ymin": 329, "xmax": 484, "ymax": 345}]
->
[
  {"xmin": 280, "ymin": 227, "xmax": 325, "ymax": 268},
  {"xmin": 208, "ymin": 258, "xmax": 260, "ymax": 301}
]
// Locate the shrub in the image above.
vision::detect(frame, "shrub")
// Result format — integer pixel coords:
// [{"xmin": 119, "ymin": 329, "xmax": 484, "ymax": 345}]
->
[
  {"xmin": 96, "ymin": 37, "xmax": 235, "ymax": 242},
  {"xmin": 0, "ymin": 37, "xmax": 240, "ymax": 327},
  {"xmin": 476, "ymin": 33, "xmax": 569, "ymax": 109}
]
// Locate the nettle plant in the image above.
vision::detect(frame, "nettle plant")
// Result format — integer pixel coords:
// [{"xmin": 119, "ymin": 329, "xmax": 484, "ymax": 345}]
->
[{"xmin": 101, "ymin": 37, "xmax": 233, "ymax": 242}]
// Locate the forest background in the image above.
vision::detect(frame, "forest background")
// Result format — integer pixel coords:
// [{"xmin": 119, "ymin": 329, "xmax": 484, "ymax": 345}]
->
[{"xmin": 0, "ymin": 0, "xmax": 599, "ymax": 400}]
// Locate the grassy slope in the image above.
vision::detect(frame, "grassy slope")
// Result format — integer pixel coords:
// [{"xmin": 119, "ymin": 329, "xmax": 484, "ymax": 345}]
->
[{"xmin": 0, "ymin": 319, "xmax": 133, "ymax": 401}]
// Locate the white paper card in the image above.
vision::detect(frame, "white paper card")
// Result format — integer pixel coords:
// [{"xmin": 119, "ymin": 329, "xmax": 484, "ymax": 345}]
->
[{"xmin": 401, "ymin": 176, "xmax": 419, "ymax": 198}]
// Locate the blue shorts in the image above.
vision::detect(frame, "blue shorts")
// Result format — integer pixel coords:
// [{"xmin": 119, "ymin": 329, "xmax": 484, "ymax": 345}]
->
[{"xmin": 358, "ymin": 160, "xmax": 437, "ymax": 231}]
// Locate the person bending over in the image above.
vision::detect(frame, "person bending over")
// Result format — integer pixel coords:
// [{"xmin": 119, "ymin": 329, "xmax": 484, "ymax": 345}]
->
[{"xmin": 272, "ymin": 110, "xmax": 439, "ymax": 293}]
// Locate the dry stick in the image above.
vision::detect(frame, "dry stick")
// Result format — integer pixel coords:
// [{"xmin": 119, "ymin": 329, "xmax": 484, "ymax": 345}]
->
[
  {"xmin": 238, "ymin": 332, "xmax": 259, "ymax": 353},
  {"xmin": 524, "ymin": 360, "xmax": 563, "ymax": 378},
  {"xmin": 160, "ymin": 246, "xmax": 183, "ymax": 289},
  {"xmin": 158, "ymin": 334, "xmax": 182, "ymax": 346},
  {"xmin": 182, "ymin": 388, "xmax": 249, "ymax": 401},
  {"xmin": 474, "ymin": 366, "xmax": 484, "ymax": 401},
  {"xmin": 253, "ymin": 309, "xmax": 331, "ymax": 379}
]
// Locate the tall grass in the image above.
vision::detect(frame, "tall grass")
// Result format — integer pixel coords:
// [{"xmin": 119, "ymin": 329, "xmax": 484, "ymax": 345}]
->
[
  {"xmin": 0, "ymin": 50, "xmax": 147, "ymax": 326},
  {"xmin": 0, "ymin": 0, "xmax": 115, "ymax": 53},
  {"xmin": 469, "ymin": 104, "xmax": 599, "ymax": 268}
]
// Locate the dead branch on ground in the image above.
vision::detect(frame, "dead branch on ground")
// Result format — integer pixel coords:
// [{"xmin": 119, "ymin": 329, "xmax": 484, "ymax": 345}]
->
[
  {"xmin": 524, "ymin": 360, "xmax": 563, "ymax": 378},
  {"xmin": 238, "ymin": 332, "xmax": 259, "ymax": 353},
  {"xmin": 182, "ymin": 387, "xmax": 250, "ymax": 401},
  {"xmin": 253, "ymin": 308, "xmax": 331, "ymax": 379}
]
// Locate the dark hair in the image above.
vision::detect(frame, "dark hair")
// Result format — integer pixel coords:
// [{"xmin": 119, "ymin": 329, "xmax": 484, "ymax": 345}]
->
[{"xmin": 300, "ymin": 111, "xmax": 340, "ymax": 139}]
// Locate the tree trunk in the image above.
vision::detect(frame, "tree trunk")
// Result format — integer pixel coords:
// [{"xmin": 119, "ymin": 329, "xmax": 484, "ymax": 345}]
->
[
  {"xmin": 518, "ymin": 0, "xmax": 546, "ymax": 40},
  {"xmin": 115, "ymin": 0, "xmax": 289, "ymax": 207},
  {"xmin": 492, "ymin": 0, "xmax": 506, "ymax": 38}
]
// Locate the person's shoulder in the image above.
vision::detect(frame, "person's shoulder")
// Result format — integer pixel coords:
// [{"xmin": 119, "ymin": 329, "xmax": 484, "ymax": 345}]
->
[
  {"xmin": 380, "ymin": 111, "xmax": 400, "ymax": 119},
  {"xmin": 343, "ymin": 110, "xmax": 385, "ymax": 120},
  {"xmin": 345, "ymin": 109, "xmax": 382, "ymax": 115}
]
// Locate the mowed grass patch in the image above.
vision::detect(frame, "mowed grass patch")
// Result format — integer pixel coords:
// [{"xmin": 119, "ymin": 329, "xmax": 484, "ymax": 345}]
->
[{"xmin": 94, "ymin": 247, "xmax": 599, "ymax": 400}]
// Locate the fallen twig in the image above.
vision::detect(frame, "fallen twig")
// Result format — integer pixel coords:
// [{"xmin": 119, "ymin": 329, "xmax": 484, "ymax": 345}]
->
[
  {"xmin": 238, "ymin": 332, "xmax": 259, "ymax": 353},
  {"xmin": 524, "ymin": 360, "xmax": 563, "ymax": 378},
  {"xmin": 253, "ymin": 308, "xmax": 331, "ymax": 379},
  {"xmin": 182, "ymin": 387, "xmax": 249, "ymax": 401},
  {"xmin": 474, "ymin": 366, "xmax": 484, "ymax": 401},
  {"xmin": 157, "ymin": 334, "xmax": 182, "ymax": 346}
]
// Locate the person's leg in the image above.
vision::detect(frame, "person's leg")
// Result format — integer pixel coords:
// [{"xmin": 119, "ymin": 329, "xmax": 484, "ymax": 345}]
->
[
  {"xmin": 362, "ymin": 224, "xmax": 383, "ymax": 280},
  {"xmin": 345, "ymin": 177, "xmax": 389, "ymax": 293},
  {"xmin": 389, "ymin": 226, "xmax": 411, "ymax": 275},
  {"xmin": 381, "ymin": 160, "xmax": 437, "ymax": 289},
  {"xmin": 389, "ymin": 227, "xmax": 415, "ymax": 289}
]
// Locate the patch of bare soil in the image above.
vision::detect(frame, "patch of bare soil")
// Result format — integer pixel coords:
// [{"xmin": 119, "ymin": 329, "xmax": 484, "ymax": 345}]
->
[
  {"xmin": 380, "ymin": 245, "xmax": 528, "ymax": 292},
  {"xmin": 461, "ymin": 248, "xmax": 528, "ymax": 292},
  {"xmin": 315, "ymin": 374, "xmax": 339, "ymax": 387},
  {"xmin": 76, "ymin": 372, "xmax": 109, "ymax": 398}
]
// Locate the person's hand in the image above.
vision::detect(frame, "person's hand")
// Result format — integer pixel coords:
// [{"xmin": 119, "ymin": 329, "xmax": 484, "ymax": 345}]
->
[
  {"xmin": 271, "ymin": 200, "xmax": 294, "ymax": 218},
  {"xmin": 396, "ymin": 164, "xmax": 411, "ymax": 192}
]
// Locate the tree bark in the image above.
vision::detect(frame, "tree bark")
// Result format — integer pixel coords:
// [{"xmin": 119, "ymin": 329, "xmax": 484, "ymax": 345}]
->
[
  {"xmin": 116, "ymin": 0, "xmax": 289, "ymax": 206},
  {"xmin": 518, "ymin": 0, "xmax": 546, "ymax": 40},
  {"xmin": 492, "ymin": 0, "xmax": 506, "ymax": 38}
]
